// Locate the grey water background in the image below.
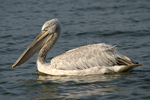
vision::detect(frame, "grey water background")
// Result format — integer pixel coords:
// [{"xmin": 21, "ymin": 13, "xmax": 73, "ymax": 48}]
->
[{"xmin": 0, "ymin": 0, "xmax": 150, "ymax": 99}]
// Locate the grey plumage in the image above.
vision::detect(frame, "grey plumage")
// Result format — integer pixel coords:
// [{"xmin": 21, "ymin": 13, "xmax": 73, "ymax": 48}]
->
[{"xmin": 50, "ymin": 43, "xmax": 138, "ymax": 70}]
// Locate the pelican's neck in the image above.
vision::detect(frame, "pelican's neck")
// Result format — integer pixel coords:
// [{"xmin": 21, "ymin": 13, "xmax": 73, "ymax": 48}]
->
[{"xmin": 38, "ymin": 33, "xmax": 59, "ymax": 64}]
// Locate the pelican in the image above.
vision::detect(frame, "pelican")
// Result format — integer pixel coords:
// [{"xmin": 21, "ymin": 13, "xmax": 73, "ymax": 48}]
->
[{"xmin": 12, "ymin": 19, "xmax": 142, "ymax": 75}]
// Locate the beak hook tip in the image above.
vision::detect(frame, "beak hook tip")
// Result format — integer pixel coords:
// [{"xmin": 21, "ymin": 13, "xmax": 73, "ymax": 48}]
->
[{"xmin": 12, "ymin": 65, "xmax": 15, "ymax": 68}]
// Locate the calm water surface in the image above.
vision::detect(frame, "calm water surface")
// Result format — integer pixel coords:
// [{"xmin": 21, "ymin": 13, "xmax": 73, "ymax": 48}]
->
[{"xmin": 0, "ymin": 0, "xmax": 150, "ymax": 99}]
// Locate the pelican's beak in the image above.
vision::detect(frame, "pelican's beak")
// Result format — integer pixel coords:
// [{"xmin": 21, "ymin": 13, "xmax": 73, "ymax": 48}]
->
[{"xmin": 12, "ymin": 30, "xmax": 54, "ymax": 68}]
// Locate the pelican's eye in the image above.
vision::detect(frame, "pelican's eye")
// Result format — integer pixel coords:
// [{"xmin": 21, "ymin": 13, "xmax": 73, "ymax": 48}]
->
[{"xmin": 55, "ymin": 27, "xmax": 58, "ymax": 31}]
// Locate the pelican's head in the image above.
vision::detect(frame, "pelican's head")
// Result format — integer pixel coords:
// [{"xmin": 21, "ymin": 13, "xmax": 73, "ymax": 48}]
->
[
  {"xmin": 41, "ymin": 19, "xmax": 61, "ymax": 34},
  {"xmin": 12, "ymin": 19, "xmax": 61, "ymax": 68}
]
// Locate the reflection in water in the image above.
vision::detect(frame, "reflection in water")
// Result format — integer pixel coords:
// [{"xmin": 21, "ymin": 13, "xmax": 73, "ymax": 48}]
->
[{"xmin": 25, "ymin": 73, "xmax": 134, "ymax": 99}]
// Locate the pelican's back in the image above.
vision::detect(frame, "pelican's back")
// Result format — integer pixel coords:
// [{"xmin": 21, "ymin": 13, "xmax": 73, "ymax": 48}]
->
[{"xmin": 50, "ymin": 43, "xmax": 140, "ymax": 71}]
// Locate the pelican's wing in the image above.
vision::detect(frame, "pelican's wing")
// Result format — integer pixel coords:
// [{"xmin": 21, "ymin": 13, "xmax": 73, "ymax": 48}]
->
[{"xmin": 50, "ymin": 43, "xmax": 137, "ymax": 70}]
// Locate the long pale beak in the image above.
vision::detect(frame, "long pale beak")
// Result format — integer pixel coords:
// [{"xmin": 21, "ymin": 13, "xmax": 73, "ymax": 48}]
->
[{"xmin": 12, "ymin": 30, "xmax": 53, "ymax": 68}]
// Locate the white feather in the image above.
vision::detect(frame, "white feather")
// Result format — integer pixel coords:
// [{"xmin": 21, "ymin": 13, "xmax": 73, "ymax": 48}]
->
[{"xmin": 37, "ymin": 43, "xmax": 140, "ymax": 75}]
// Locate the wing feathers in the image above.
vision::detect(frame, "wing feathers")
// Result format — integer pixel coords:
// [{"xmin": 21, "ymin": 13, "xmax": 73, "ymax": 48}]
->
[{"xmin": 51, "ymin": 43, "xmax": 135, "ymax": 70}]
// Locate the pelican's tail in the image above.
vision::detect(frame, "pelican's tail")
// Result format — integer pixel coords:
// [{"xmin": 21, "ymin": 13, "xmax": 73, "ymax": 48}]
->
[{"xmin": 114, "ymin": 56, "xmax": 142, "ymax": 72}]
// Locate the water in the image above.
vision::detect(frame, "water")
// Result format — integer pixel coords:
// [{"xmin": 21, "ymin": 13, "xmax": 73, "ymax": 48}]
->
[{"xmin": 0, "ymin": 0, "xmax": 150, "ymax": 99}]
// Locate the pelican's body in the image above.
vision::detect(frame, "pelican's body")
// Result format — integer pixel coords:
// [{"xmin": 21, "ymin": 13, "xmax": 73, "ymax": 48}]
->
[{"xmin": 12, "ymin": 19, "xmax": 142, "ymax": 75}]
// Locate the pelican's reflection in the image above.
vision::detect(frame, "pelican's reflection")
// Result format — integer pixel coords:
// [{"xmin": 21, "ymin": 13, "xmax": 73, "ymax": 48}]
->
[{"xmin": 26, "ymin": 72, "xmax": 134, "ymax": 99}]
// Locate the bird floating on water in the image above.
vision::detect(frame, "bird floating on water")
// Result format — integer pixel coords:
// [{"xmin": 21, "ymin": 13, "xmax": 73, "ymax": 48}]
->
[{"xmin": 12, "ymin": 19, "xmax": 142, "ymax": 75}]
